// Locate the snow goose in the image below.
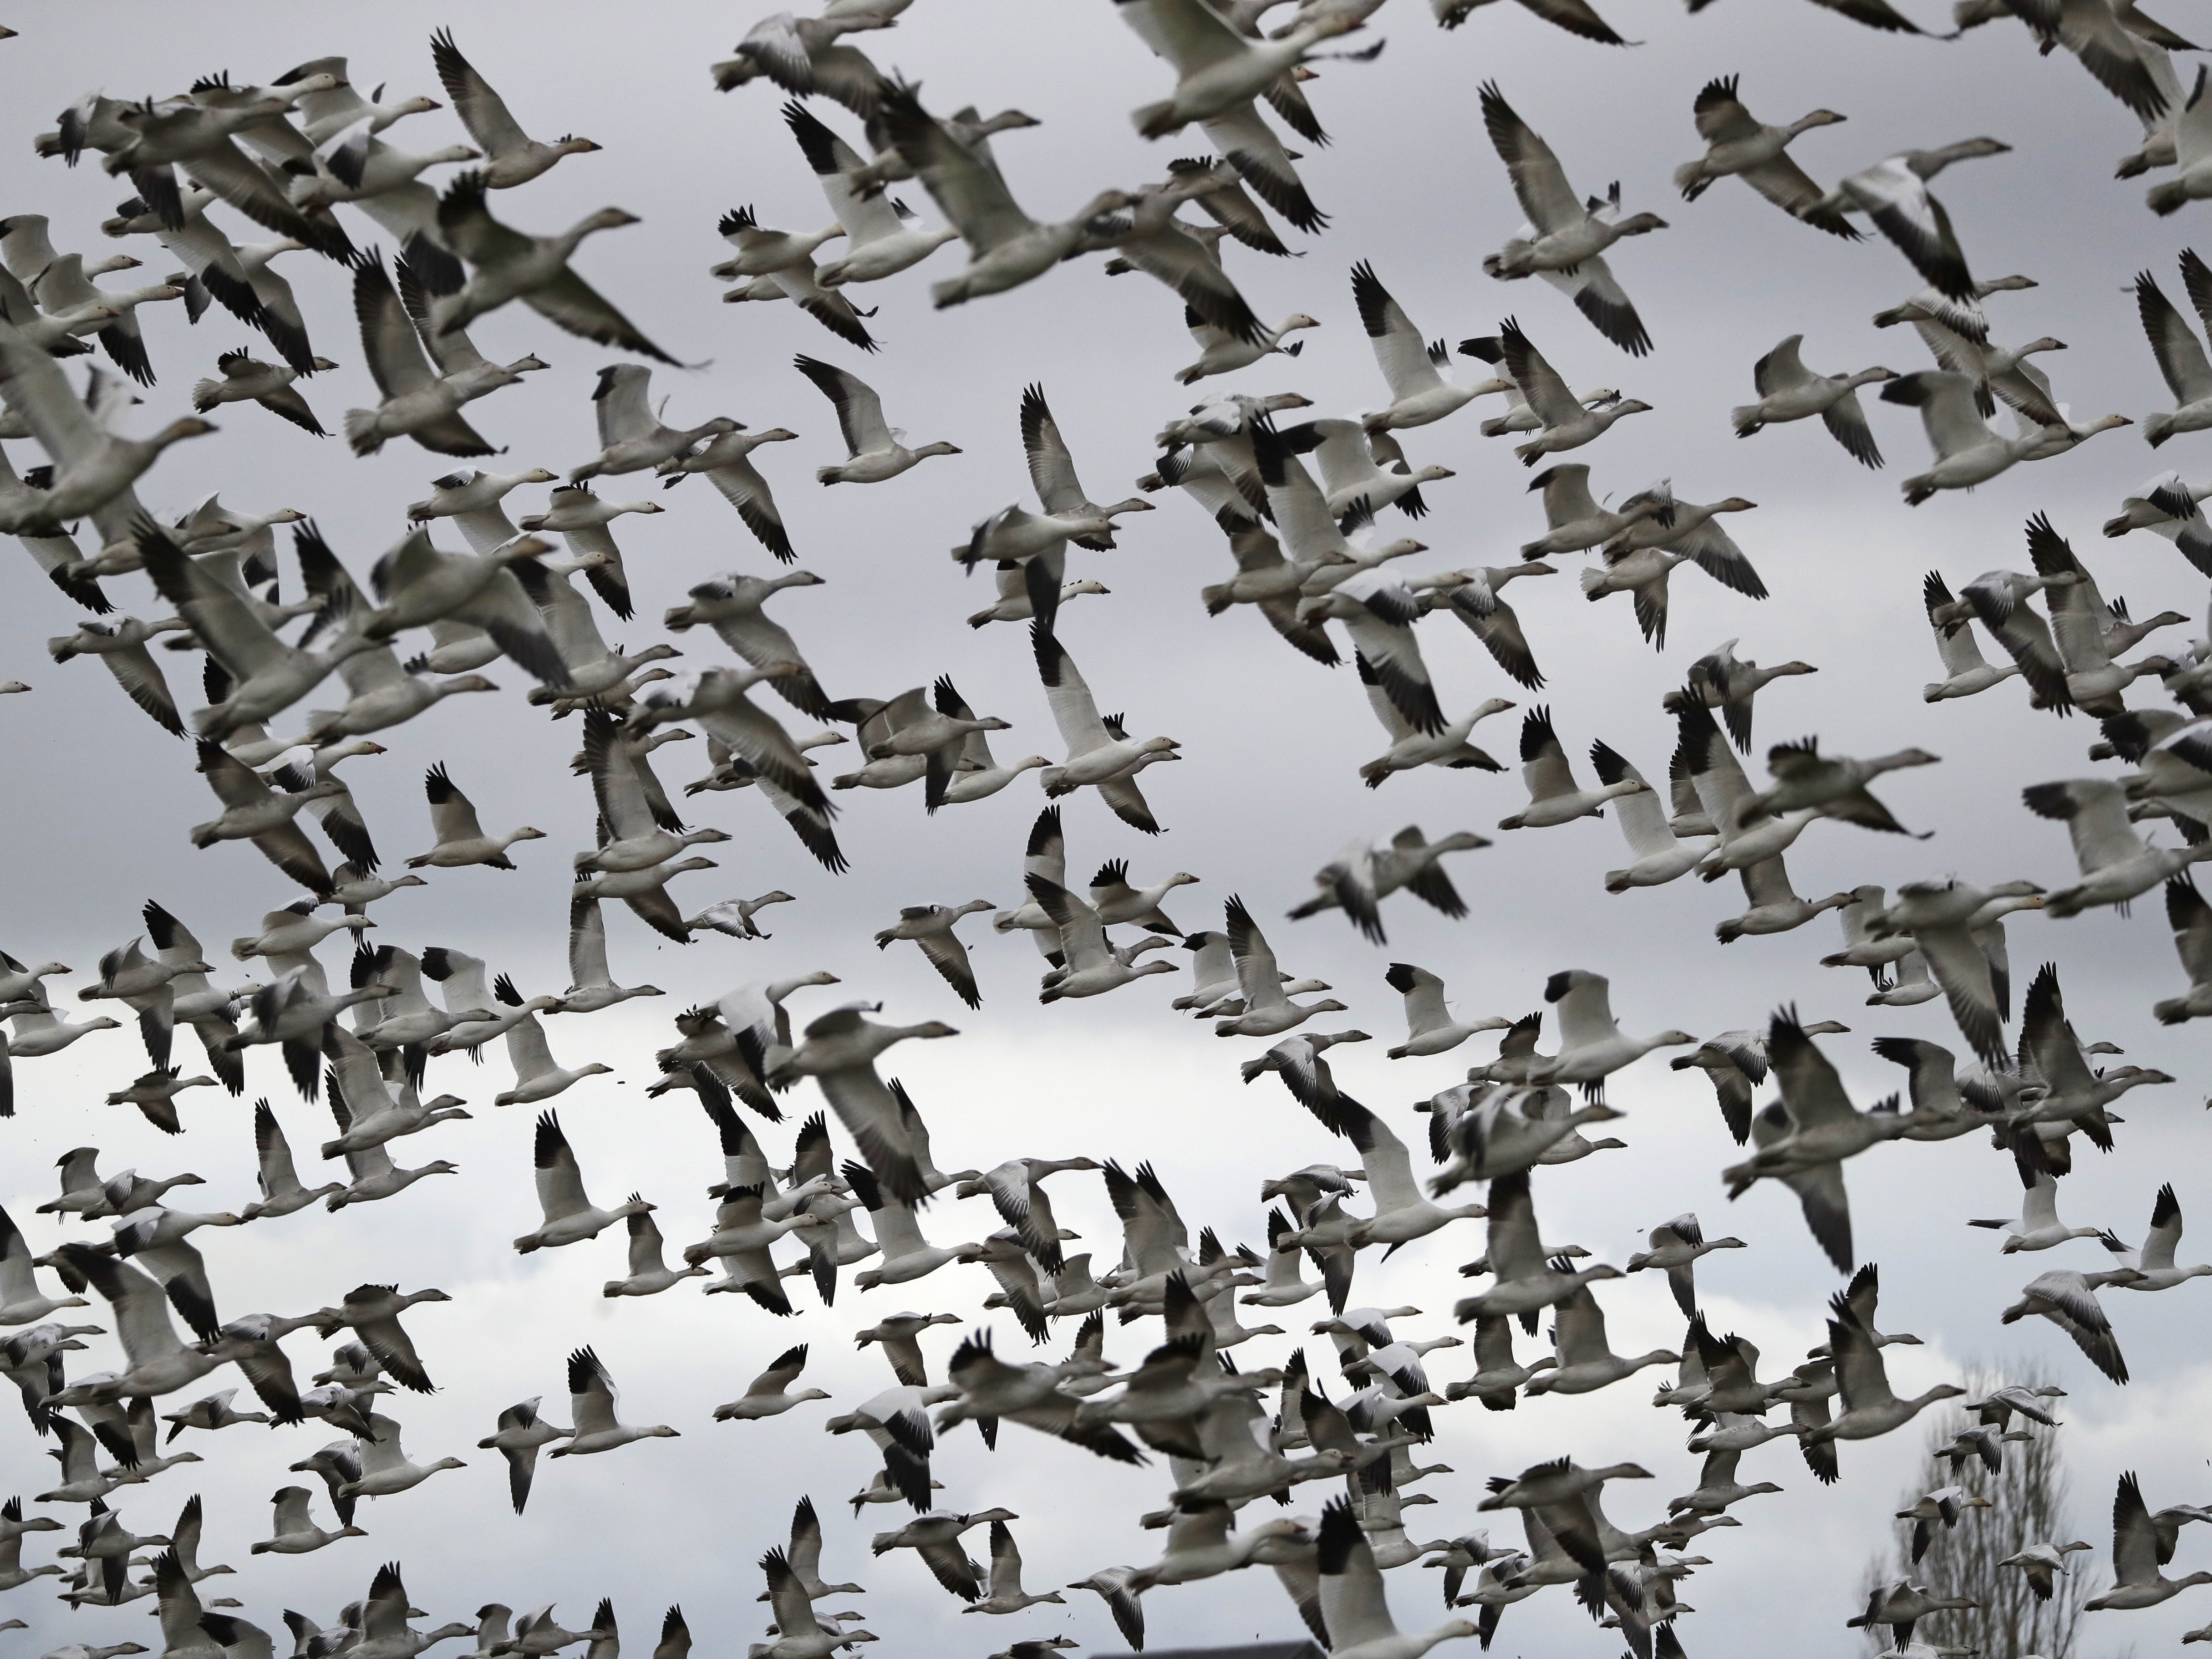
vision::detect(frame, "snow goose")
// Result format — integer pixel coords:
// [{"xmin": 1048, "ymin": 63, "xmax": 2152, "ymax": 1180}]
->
[
  {"xmin": 2085, "ymin": 1474, "xmax": 2212, "ymax": 1606},
  {"xmin": 567, "ymin": 369, "xmax": 734, "ymax": 489},
  {"xmin": 1867, "ymin": 949, "xmax": 1940, "ymax": 1008},
  {"xmin": 52, "ymin": 1243, "xmax": 220, "ymax": 1400},
  {"xmin": 600, "ymin": 1200, "xmax": 710, "ymax": 1299},
  {"xmin": 685, "ymin": 891, "xmax": 799, "ymax": 941},
  {"xmin": 1297, "ymin": 422, "xmax": 1452, "ymax": 526},
  {"xmin": 276, "ymin": 55, "xmax": 439, "ymax": 148},
  {"xmin": 1417, "ymin": 563, "xmax": 1553, "ymax": 691},
  {"xmin": 2100, "ymin": 1182, "xmax": 2212, "ymax": 1293},
  {"xmin": 1920, "ymin": 571, "xmax": 2021, "ymax": 700},
  {"xmin": 796, "ymin": 356, "xmax": 958, "ymax": 485},
  {"xmin": 352, "ymin": 524, "xmax": 569, "ymax": 688},
  {"xmin": 1601, "ymin": 486, "xmax": 1763, "ymax": 580},
  {"xmin": 551, "ymin": 1347, "xmax": 677, "ymax": 1456},
  {"xmin": 1441, "ymin": 1312, "xmax": 1554, "ymax": 1409},
  {"xmin": 1892, "ymin": 1487, "xmax": 1994, "ymax": 1563},
  {"xmin": 1592, "ymin": 744, "xmax": 1714, "ymax": 891},
  {"xmin": 0, "ymin": 1206, "xmax": 88, "ymax": 1324},
  {"xmin": 558, "ymin": 893, "xmax": 663, "ymax": 1013},
  {"xmin": 187, "ymin": 740, "xmax": 342, "ymax": 893},
  {"xmin": 432, "ymin": 173, "xmax": 676, "ymax": 362},
  {"xmin": 963, "ymin": 1520, "xmax": 1067, "ymax": 1615},
  {"xmin": 251, "ymin": 1485, "xmax": 367, "ymax": 1557},
  {"xmin": 1212, "ymin": 898, "xmax": 1348, "ymax": 1038},
  {"xmin": 1241, "ymin": 1211, "xmax": 1324, "ymax": 1308},
  {"xmin": 1298, "ymin": 570, "xmax": 1443, "ymax": 734},
  {"xmin": 242, "ymin": 1100, "xmax": 343, "ymax": 1219},
  {"xmin": 870, "ymin": 1508, "xmax": 1019, "ymax": 1604},
  {"xmin": 1661, "ymin": 641, "xmax": 1816, "ymax": 755},
  {"xmin": 1673, "ymin": 76, "xmax": 1856, "ymax": 234},
  {"xmin": 1968, "ymin": 1139, "xmax": 2103, "ymax": 1252},
  {"xmin": 1452, "ymin": 1173, "xmax": 1622, "ymax": 1324},
  {"xmin": 1286, "ymin": 827, "xmax": 1488, "ymax": 942},
  {"xmin": 1357, "ymin": 674, "xmax": 1513, "ymax": 787},
  {"xmin": 1531, "ymin": 970, "xmax": 1692, "ymax": 1096},
  {"xmin": 1480, "ymin": 321, "xmax": 1648, "ymax": 463},
  {"xmin": 1348, "ymin": 264, "xmax": 1495, "ymax": 433},
  {"xmin": 188, "ymin": 349, "xmax": 336, "ymax": 435},
  {"xmin": 324, "ymin": 1120, "xmax": 458, "ymax": 1211},
  {"xmin": 2014, "ymin": 513, "xmax": 2178, "ymax": 711},
  {"xmin": 1177, "ymin": 304, "xmax": 1318, "ymax": 383},
  {"xmin": 2150, "ymin": 63, "xmax": 2212, "ymax": 214},
  {"xmin": 1731, "ymin": 335, "xmax": 1892, "ymax": 466},
  {"xmin": 770, "ymin": 1006, "xmax": 957, "ymax": 1206},
  {"xmin": 405, "ymin": 763, "xmax": 544, "ymax": 871},
  {"xmin": 2000, "ymin": 1537, "xmax": 2096, "ymax": 1602},
  {"xmin": 1738, "ymin": 738, "xmax": 1937, "ymax": 836},
  {"xmin": 710, "ymin": 207, "xmax": 875, "ymax": 351},
  {"xmin": 936, "ymin": 698, "xmax": 1050, "ymax": 804},
  {"xmin": 1125, "ymin": 1500, "xmax": 1308, "ymax": 1587},
  {"xmin": 1473, "ymin": 1457, "xmax": 1654, "ymax": 1579},
  {"xmin": 468, "ymin": 1401, "xmax": 571, "ymax": 1519},
  {"xmin": 1382, "ymin": 964, "xmax": 1507, "ymax": 1059},
  {"xmin": 711, "ymin": 5, "xmax": 900, "ymax": 113},
  {"xmin": 1832, "ymin": 138, "xmax": 2011, "ymax": 300},
  {"xmin": 1479, "ymin": 84, "xmax": 1665, "ymax": 355},
  {"xmin": 1519, "ymin": 463, "xmax": 1672, "ymax": 555},
  {"xmin": 1091, "ymin": 173, "xmax": 1273, "ymax": 345},
  {"xmin": 0, "ymin": 331, "xmax": 212, "ymax": 545},
  {"xmin": 1291, "ymin": 1091, "xmax": 1489, "ymax": 1249},
  {"xmin": 2153, "ymin": 874, "xmax": 2212, "ymax": 1023},
  {"xmin": 1117, "ymin": 1, "xmax": 1374, "ymax": 140},
  {"xmin": 1626, "ymin": 1216, "xmax": 1745, "ymax": 1318},
  {"xmin": 782, "ymin": 105, "xmax": 960, "ymax": 287},
  {"xmin": 874, "ymin": 901, "xmax": 992, "ymax": 1008},
  {"xmin": 1031, "ymin": 626, "xmax": 1180, "ymax": 832},
  {"xmin": 343, "ymin": 254, "xmax": 544, "ymax": 458},
  {"xmin": 1022, "ymin": 384, "xmax": 1153, "ymax": 553},
  {"xmin": 330, "ymin": 1417, "xmax": 468, "ymax": 1506},
  {"xmin": 1580, "ymin": 541, "xmax": 1701, "ymax": 651},
  {"xmin": 1499, "ymin": 707, "xmax": 1646, "ymax": 830},
  {"xmin": 1802, "ymin": 1292, "xmax": 1963, "ymax": 1444},
  {"xmin": 1883, "ymin": 368, "xmax": 2051, "ymax": 504},
  {"xmin": 714, "ymin": 1344, "xmax": 831, "ymax": 1422},
  {"xmin": 162, "ymin": 1386, "xmax": 272, "ymax": 1439},
  {"xmin": 512, "ymin": 1114, "xmax": 648, "ymax": 1252},
  {"xmin": 1672, "ymin": 1025, "xmax": 1839, "ymax": 1145},
  {"xmin": 494, "ymin": 1002, "xmax": 614, "ymax": 1106},
  {"xmin": 2026, "ymin": 778, "xmax": 2212, "ymax": 915},
  {"xmin": 570, "ymin": 716, "xmax": 728, "ymax": 875},
  {"xmin": 2138, "ymin": 254, "xmax": 2212, "ymax": 447},
  {"xmin": 1521, "ymin": 1277, "xmax": 1678, "ymax": 1396},
  {"xmin": 1200, "ymin": 514, "xmax": 1344, "ymax": 665},
  {"xmin": 1027, "ymin": 876, "xmax": 1179, "ymax": 1003},
  {"xmin": 2010, "ymin": 964, "xmax": 2174, "ymax": 1136},
  {"xmin": 429, "ymin": 31, "xmax": 599, "ymax": 190},
  {"xmin": 872, "ymin": 80, "xmax": 1132, "ymax": 309},
  {"xmin": 1720, "ymin": 1009, "xmax": 1925, "ymax": 1270},
  {"xmin": 512, "ymin": 487, "xmax": 658, "ymax": 618}
]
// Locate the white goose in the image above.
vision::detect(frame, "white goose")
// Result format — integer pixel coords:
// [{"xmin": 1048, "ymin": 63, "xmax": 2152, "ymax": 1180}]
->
[
  {"xmin": 797, "ymin": 356, "xmax": 960, "ymax": 484},
  {"xmin": 1499, "ymin": 708, "xmax": 1645, "ymax": 830},
  {"xmin": 783, "ymin": 105, "xmax": 960, "ymax": 286},
  {"xmin": 1479, "ymin": 83, "xmax": 1665, "ymax": 356},
  {"xmin": 1731, "ymin": 334, "xmax": 1892, "ymax": 467},
  {"xmin": 872, "ymin": 81, "xmax": 1131, "ymax": 309}
]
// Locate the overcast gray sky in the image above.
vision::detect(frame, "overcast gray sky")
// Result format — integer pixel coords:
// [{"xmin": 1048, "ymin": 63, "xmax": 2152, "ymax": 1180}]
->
[{"xmin": 6, "ymin": 0, "xmax": 2212, "ymax": 1654}]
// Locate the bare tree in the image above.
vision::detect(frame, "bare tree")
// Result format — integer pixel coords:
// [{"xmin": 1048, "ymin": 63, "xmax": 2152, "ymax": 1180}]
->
[{"xmin": 1856, "ymin": 1364, "xmax": 2097, "ymax": 1659}]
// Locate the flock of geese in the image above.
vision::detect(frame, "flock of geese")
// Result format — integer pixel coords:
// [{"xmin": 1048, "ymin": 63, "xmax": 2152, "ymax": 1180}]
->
[{"xmin": 5, "ymin": 1, "xmax": 2212, "ymax": 1657}]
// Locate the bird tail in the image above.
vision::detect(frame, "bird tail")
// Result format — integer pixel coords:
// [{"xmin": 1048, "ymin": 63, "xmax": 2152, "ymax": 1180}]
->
[{"xmin": 342, "ymin": 408, "xmax": 384, "ymax": 456}]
